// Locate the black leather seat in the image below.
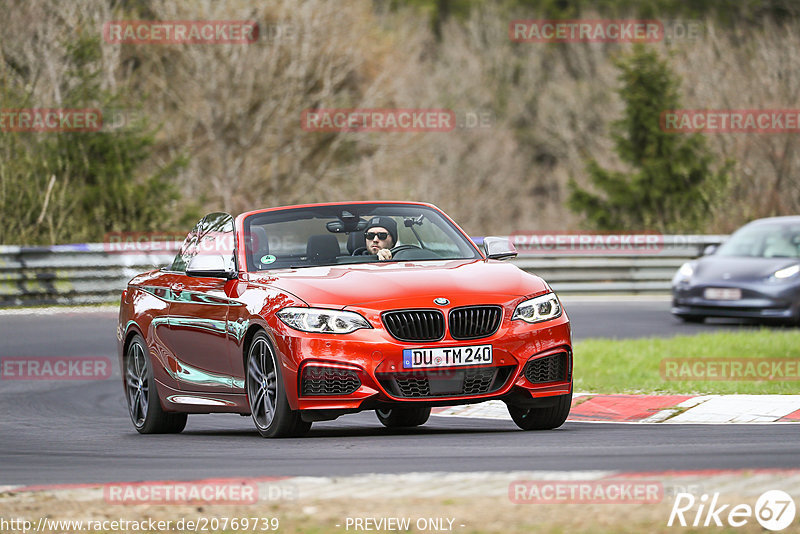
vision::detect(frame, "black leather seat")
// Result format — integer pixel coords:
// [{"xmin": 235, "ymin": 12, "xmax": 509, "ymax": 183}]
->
[
  {"xmin": 347, "ymin": 231, "xmax": 366, "ymax": 255},
  {"xmin": 306, "ymin": 235, "xmax": 341, "ymax": 264},
  {"xmin": 247, "ymin": 226, "xmax": 270, "ymax": 269}
]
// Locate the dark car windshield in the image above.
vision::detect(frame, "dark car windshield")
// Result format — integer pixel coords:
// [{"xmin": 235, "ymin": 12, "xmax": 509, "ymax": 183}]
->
[
  {"xmin": 243, "ymin": 203, "xmax": 481, "ymax": 271},
  {"xmin": 716, "ymin": 221, "xmax": 800, "ymax": 258}
]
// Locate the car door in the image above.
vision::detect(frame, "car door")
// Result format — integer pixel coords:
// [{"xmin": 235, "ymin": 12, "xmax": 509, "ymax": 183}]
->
[
  {"xmin": 130, "ymin": 269, "xmax": 186, "ymax": 392},
  {"xmin": 162, "ymin": 213, "xmax": 239, "ymax": 393}
]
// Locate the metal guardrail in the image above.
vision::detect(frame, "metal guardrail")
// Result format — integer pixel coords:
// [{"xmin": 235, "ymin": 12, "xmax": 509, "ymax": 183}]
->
[
  {"xmin": 513, "ymin": 235, "xmax": 727, "ymax": 294},
  {"xmin": 0, "ymin": 235, "xmax": 727, "ymax": 307},
  {"xmin": 0, "ymin": 244, "xmax": 174, "ymax": 307}
]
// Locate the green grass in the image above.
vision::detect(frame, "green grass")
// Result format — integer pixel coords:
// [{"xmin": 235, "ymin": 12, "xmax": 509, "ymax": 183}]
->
[{"xmin": 574, "ymin": 329, "xmax": 800, "ymax": 394}]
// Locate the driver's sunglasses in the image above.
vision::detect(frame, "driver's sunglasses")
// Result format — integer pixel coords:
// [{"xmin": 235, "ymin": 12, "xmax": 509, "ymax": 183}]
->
[{"xmin": 365, "ymin": 231, "xmax": 390, "ymax": 240}]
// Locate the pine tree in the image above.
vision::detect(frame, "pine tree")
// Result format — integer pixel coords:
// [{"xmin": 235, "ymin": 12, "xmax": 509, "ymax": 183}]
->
[{"xmin": 568, "ymin": 45, "xmax": 730, "ymax": 233}]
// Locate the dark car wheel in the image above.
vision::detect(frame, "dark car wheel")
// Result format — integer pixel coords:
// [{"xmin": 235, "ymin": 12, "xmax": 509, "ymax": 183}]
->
[
  {"xmin": 125, "ymin": 334, "xmax": 187, "ymax": 434},
  {"xmin": 678, "ymin": 315, "xmax": 705, "ymax": 323},
  {"xmin": 246, "ymin": 332, "xmax": 311, "ymax": 438},
  {"xmin": 507, "ymin": 393, "xmax": 572, "ymax": 430},
  {"xmin": 376, "ymin": 406, "xmax": 431, "ymax": 428}
]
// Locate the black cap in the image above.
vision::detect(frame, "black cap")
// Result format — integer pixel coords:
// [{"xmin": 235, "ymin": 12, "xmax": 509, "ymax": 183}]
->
[{"xmin": 365, "ymin": 216, "xmax": 397, "ymax": 244}]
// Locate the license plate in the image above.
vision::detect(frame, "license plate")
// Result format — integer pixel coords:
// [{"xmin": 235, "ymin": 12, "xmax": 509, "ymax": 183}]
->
[
  {"xmin": 704, "ymin": 288, "xmax": 742, "ymax": 300},
  {"xmin": 402, "ymin": 345, "xmax": 492, "ymax": 369}
]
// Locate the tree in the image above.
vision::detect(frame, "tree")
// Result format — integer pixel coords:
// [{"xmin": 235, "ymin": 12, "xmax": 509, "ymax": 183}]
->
[
  {"xmin": 0, "ymin": 6, "xmax": 185, "ymax": 245},
  {"xmin": 567, "ymin": 45, "xmax": 730, "ymax": 233}
]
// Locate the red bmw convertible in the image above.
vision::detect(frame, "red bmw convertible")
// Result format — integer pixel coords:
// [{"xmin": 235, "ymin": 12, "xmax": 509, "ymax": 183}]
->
[{"xmin": 117, "ymin": 201, "xmax": 572, "ymax": 437}]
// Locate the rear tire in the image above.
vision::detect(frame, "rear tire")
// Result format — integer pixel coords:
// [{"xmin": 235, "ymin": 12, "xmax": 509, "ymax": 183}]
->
[
  {"xmin": 679, "ymin": 315, "xmax": 704, "ymax": 323},
  {"xmin": 124, "ymin": 334, "xmax": 187, "ymax": 434},
  {"xmin": 507, "ymin": 393, "xmax": 572, "ymax": 430},
  {"xmin": 246, "ymin": 332, "xmax": 311, "ymax": 438},
  {"xmin": 376, "ymin": 406, "xmax": 431, "ymax": 428}
]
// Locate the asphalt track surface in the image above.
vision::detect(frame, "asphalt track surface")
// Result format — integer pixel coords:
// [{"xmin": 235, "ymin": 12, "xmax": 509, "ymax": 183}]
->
[{"xmin": 0, "ymin": 298, "xmax": 797, "ymax": 485}]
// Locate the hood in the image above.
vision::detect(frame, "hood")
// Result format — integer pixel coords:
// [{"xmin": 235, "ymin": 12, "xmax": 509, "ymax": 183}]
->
[
  {"xmin": 248, "ymin": 259, "xmax": 547, "ymax": 309},
  {"xmin": 694, "ymin": 255, "xmax": 800, "ymax": 282}
]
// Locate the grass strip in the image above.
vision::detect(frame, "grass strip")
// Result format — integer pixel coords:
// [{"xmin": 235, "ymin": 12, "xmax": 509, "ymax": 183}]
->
[{"xmin": 573, "ymin": 329, "xmax": 800, "ymax": 394}]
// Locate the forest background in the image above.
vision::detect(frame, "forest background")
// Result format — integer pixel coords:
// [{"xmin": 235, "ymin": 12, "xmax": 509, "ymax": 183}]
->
[{"xmin": 1, "ymin": 0, "xmax": 798, "ymax": 244}]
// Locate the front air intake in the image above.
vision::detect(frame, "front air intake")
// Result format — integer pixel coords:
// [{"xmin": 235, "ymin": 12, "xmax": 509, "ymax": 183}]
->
[
  {"xmin": 301, "ymin": 365, "xmax": 361, "ymax": 396},
  {"xmin": 377, "ymin": 366, "xmax": 515, "ymax": 399},
  {"xmin": 523, "ymin": 352, "xmax": 568, "ymax": 384}
]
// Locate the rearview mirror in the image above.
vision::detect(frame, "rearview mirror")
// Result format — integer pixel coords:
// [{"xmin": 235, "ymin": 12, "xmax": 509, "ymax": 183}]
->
[
  {"xmin": 702, "ymin": 244, "xmax": 718, "ymax": 256},
  {"xmin": 483, "ymin": 236, "xmax": 518, "ymax": 260},
  {"xmin": 186, "ymin": 255, "xmax": 236, "ymax": 279}
]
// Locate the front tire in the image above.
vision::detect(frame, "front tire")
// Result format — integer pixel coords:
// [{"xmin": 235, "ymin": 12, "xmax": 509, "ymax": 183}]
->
[
  {"xmin": 678, "ymin": 315, "xmax": 705, "ymax": 324},
  {"xmin": 507, "ymin": 393, "xmax": 572, "ymax": 430},
  {"xmin": 124, "ymin": 334, "xmax": 187, "ymax": 434},
  {"xmin": 246, "ymin": 332, "xmax": 310, "ymax": 438},
  {"xmin": 376, "ymin": 406, "xmax": 431, "ymax": 428}
]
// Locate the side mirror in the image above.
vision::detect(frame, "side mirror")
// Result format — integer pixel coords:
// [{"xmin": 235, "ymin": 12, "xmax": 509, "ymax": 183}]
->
[
  {"xmin": 702, "ymin": 244, "xmax": 718, "ymax": 256},
  {"xmin": 186, "ymin": 255, "xmax": 236, "ymax": 279},
  {"xmin": 483, "ymin": 236, "xmax": 518, "ymax": 260}
]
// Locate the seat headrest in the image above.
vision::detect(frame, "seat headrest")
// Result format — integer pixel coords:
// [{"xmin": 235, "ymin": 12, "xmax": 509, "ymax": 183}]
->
[
  {"xmin": 306, "ymin": 235, "xmax": 341, "ymax": 263},
  {"xmin": 251, "ymin": 226, "xmax": 269, "ymax": 256},
  {"xmin": 347, "ymin": 231, "xmax": 364, "ymax": 254}
]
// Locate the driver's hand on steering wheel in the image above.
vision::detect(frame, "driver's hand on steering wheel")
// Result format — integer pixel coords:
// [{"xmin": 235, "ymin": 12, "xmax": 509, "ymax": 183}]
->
[{"xmin": 377, "ymin": 248, "xmax": 392, "ymax": 261}]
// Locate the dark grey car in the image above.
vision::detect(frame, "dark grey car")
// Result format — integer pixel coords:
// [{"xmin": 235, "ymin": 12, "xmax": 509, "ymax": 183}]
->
[{"xmin": 671, "ymin": 216, "xmax": 800, "ymax": 324}]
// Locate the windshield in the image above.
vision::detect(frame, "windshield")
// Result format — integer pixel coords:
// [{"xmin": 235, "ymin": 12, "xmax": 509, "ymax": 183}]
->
[
  {"xmin": 716, "ymin": 221, "xmax": 800, "ymax": 258},
  {"xmin": 242, "ymin": 203, "xmax": 482, "ymax": 271}
]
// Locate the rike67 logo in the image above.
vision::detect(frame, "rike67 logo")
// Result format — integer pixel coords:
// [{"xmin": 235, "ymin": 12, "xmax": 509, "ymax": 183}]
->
[{"xmin": 668, "ymin": 490, "xmax": 796, "ymax": 531}]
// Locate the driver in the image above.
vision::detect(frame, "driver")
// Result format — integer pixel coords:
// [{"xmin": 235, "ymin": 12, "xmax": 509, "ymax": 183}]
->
[{"xmin": 360, "ymin": 216, "xmax": 397, "ymax": 261}]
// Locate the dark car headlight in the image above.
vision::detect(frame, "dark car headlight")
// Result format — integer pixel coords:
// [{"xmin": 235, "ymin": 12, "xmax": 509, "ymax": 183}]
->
[
  {"xmin": 277, "ymin": 307, "xmax": 371, "ymax": 334},
  {"xmin": 512, "ymin": 293, "xmax": 562, "ymax": 323}
]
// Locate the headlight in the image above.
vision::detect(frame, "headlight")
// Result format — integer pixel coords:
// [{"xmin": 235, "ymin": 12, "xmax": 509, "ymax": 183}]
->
[
  {"xmin": 772, "ymin": 264, "xmax": 800, "ymax": 280},
  {"xmin": 673, "ymin": 262, "xmax": 694, "ymax": 284},
  {"xmin": 512, "ymin": 293, "xmax": 562, "ymax": 323},
  {"xmin": 277, "ymin": 307, "xmax": 371, "ymax": 334}
]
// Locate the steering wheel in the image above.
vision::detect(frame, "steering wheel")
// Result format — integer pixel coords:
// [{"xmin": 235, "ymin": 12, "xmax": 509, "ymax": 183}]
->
[
  {"xmin": 351, "ymin": 245, "xmax": 422, "ymax": 259},
  {"xmin": 389, "ymin": 244, "xmax": 422, "ymax": 259}
]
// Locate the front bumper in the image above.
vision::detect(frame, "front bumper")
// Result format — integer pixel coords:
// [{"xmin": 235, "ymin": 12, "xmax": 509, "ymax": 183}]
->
[
  {"xmin": 271, "ymin": 315, "xmax": 572, "ymax": 412},
  {"xmin": 672, "ymin": 281, "xmax": 800, "ymax": 320}
]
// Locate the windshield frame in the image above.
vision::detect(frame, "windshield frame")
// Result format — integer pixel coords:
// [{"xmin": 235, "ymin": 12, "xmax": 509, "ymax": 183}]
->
[{"xmin": 236, "ymin": 201, "xmax": 484, "ymax": 272}]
